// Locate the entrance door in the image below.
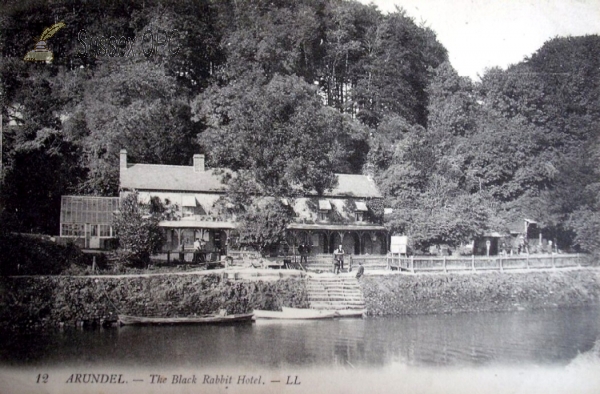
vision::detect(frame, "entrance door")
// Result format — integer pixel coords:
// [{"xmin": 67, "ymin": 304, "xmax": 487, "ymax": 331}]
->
[{"xmin": 89, "ymin": 224, "xmax": 100, "ymax": 249}]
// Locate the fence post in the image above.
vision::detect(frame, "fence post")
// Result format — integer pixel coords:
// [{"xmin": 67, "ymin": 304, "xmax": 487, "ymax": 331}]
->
[
  {"xmin": 471, "ymin": 255, "xmax": 475, "ymax": 271},
  {"xmin": 167, "ymin": 250, "xmax": 170, "ymax": 264},
  {"xmin": 577, "ymin": 253, "xmax": 581, "ymax": 267},
  {"xmin": 526, "ymin": 255, "xmax": 529, "ymax": 270},
  {"xmin": 410, "ymin": 255, "xmax": 415, "ymax": 273},
  {"xmin": 499, "ymin": 257, "xmax": 503, "ymax": 273},
  {"xmin": 551, "ymin": 253, "xmax": 555, "ymax": 269},
  {"xmin": 443, "ymin": 256, "xmax": 447, "ymax": 273}
]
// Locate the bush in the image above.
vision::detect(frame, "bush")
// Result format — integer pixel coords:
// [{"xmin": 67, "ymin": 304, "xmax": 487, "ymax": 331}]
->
[{"xmin": 0, "ymin": 233, "xmax": 87, "ymax": 275}]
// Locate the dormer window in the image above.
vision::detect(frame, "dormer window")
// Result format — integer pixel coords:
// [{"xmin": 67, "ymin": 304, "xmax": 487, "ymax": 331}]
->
[
  {"xmin": 355, "ymin": 201, "xmax": 368, "ymax": 222},
  {"xmin": 182, "ymin": 195, "xmax": 198, "ymax": 217},
  {"xmin": 318, "ymin": 200, "xmax": 331, "ymax": 221}
]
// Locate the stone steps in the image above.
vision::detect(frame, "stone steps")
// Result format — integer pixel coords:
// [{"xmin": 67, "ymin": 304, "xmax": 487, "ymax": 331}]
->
[{"xmin": 305, "ymin": 276, "xmax": 365, "ymax": 311}]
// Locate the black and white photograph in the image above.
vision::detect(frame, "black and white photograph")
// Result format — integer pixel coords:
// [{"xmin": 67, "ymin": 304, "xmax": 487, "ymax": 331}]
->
[{"xmin": 1, "ymin": 0, "xmax": 600, "ymax": 393}]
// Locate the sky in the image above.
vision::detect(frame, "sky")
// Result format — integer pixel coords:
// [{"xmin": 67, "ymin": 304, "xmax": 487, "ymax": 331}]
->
[{"xmin": 360, "ymin": 0, "xmax": 600, "ymax": 80}]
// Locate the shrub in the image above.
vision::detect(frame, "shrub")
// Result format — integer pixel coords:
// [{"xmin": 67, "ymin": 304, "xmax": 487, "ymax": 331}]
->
[{"xmin": 0, "ymin": 233, "xmax": 86, "ymax": 275}]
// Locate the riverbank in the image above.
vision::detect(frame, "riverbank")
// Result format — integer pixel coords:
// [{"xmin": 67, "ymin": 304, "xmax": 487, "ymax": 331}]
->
[
  {"xmin": 1, "ymin": 267, "xmax": 599, "ymax": 330},
  {"xmin": 360, "ymin": 268, "xmax": 600, "ymax": 315},
  {"xmin": 0, "ymin": 274, "xmax": 308, "ymax": 331}
]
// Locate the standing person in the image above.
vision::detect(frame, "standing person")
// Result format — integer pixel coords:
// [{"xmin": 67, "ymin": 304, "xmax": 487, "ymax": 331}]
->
[
  {"xmin": 199, "ymin": 240, "xmax": 206, "ymax": 263},
  {"xmin": 332, "ymin": 257, "xmax": 340, "ymax": 274},
  {"xmin": 356, "ymin": 262, "xmax": 364, "ymax": 279},
  {"xmin": 193, "ymin": 238, "xmax": 201, "ymax": 263},
  {"xmin": 179, "ymin": 241, "xmax": 185, "ymax": 262},
  {"xmin": 334, "ymin": 244, "xmax": 345, "ymax": 272},
  {"xmin": 298, "ymin": 243, "xmax": 308, "ymax": 265}
]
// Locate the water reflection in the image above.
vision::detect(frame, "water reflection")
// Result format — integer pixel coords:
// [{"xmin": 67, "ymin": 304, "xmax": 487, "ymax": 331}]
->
[{"xmin": 1, "ymin": 307, "xmax": 598, "ymax": 369}]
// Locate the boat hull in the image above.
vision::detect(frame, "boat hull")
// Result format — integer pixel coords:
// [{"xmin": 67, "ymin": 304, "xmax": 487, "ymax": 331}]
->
[
  {"xmin": 118, "ymin": 313, "xmax": 254, "ymax": 326},
  {"xmin": 254, "ymin": 307, "xmax": 337, "ymax": 320},
  {"xmin": 333, "ymin": 309, "xmax": 366, "ymax": 318}
]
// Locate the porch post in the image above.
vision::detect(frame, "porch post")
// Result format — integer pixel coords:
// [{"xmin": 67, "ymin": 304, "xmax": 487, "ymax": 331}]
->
[
  {"xmin": 175, "ymin": 228, "xmax": 183, "ymax": 247},
  {"xmin": 357, "ymin": 231, "xmax": 364, "ymax": 255},
  {"xmin": 337, "ymin": 231, "xmax": 347, "ymax": 246}
]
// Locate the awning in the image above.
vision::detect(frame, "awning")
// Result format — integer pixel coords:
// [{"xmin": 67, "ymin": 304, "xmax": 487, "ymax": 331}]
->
[
  {"xmin": 355, "ymin": 201, "xmax": 368, "ymax": 212},
  {"xmin": 137, "ymin": 194, "xmax": 151, "ymax": 204},
  {"xmin": 182, "ymin": 195, "xmax": 197, "ymax": 207},
  {"xmin": 287, "ymin": 223, "xmax": 387, "ymax": 232},
  {"xmin": 159, "ymin": 220, "xmax": 236, "ymax": 230},
  {"xmin": 483, "ymin": 232, "xmax": 509, "ymax": 237},
  {"xmin": 318, "ymin": 200, "xmax": 332, "ymax": 210}
]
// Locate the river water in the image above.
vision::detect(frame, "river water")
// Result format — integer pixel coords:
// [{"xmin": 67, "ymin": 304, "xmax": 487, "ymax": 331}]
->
[{"xmin": 1, "ymin": 307, "xmax": 599, "ymax": 394}]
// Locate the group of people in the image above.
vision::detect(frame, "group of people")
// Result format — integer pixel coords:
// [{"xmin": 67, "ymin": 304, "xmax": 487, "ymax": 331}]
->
[{"xmin": 179, "ymin": 238, "xmax": 208, "ymax": 263}]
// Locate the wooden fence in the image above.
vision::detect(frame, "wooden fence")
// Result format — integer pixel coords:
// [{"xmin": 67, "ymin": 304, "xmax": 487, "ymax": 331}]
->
[
  {"xmin": 151, "ymin": 250, "xmax": 583, "ymax": 274},
  {"xmin": 386, "ymin": 253, "xmax": 582, "ymax": 273},
  {"xmin": 297, "ymin": 253, "xmax": 583, "ymax": 273}
]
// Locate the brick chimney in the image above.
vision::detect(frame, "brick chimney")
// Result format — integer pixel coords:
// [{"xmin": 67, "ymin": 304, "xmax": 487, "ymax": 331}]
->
[
  {"xmin": 193, "ymin": 154, "xmax": 205, "ymax": 172},
  {"xmin": 120, "ymin": 149, "xmax": 127, "ymax": 171}
]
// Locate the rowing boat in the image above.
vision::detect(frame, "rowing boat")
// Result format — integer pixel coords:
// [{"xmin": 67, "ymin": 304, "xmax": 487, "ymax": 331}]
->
[
  {"xmin": 333, "ymin": 309, "xmax": 366, "ymax": 318},
  {"xmin": 253, "ymin": 307, "xmax": 337, "ymax": 320},
  {"xmin": 118, "ymin": 313, "xmax": 254, "ymax": 326},
  {"xmin": 281, "ymin": 307, "xmax": 365, "ymax": 318}
]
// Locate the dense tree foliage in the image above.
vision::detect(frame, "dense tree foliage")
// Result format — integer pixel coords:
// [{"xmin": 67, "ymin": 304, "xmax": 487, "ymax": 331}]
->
[
  {"xmin": 1, "ymin": 1, "xmax": 598, "ymax": 255},
  {"xmin": 376, "ymin": 36, "xmax": 600, "ymax": 253},
  {"xmin": 235, "ymin": 198, "xmax": 295, "ymax": 255},
  {"xmin": 112, "ymin": 192, "xmax": 165, "ymax": 267}
]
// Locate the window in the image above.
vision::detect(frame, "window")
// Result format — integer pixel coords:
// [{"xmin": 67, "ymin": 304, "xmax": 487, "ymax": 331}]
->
[
  {"xmin": 99, "ymin": 224, "xmax": 112, "ymax": 237},
  {"xmin": 354, "ymin": 201, "xmax": 368, "ymax": 222},
  {"xmin": 61, "ymin": 223, "xmax": 85, "ymax": 237},
  {"xmin": 318, "ymin": 200, "xmax": 331, "ymax": 221}
]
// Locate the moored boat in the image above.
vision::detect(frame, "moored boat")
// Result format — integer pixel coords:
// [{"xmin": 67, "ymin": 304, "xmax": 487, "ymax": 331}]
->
[
  {"xmin": 333, "ymin": 309, "xmax": 366, "ymax": 318},
  {"xmin": 118, "ymin": 313, "xmax": 254, "ymax": 326},
  {"xmin": 253, "ymin": 307, "xmax": 337, "ymax": 320}
]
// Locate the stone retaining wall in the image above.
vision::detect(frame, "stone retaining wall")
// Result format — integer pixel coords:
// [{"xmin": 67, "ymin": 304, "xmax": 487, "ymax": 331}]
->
[
  {"xmin": 0, "ymin": 274, "xmax": 308, "ymax": 331},
  {"xmin": 360, "ymin": 268, "xmax": 600, "ymax": 315},
  {"xmin": 2, "ymin": 268, "xmax": 599, "ymax": 331}
]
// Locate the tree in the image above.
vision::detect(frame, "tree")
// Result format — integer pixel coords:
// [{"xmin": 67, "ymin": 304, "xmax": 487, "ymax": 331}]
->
[
  {"xmin": 0, "ymin": 129, "xmax": 85, "ymax": 234},
  {"xmin": 353, "ymin": 8, "xmax": 447, "ymax": 126},
  {"xmin": 196, "ymin": 73, "xmax": 341, "ymax": 197},
  {"xmin": 77, "ymin": 60, "xmax": 201, "ymax": 195},
  {"xmin": 236, "ymin": 198, "xmax": 294, "ymax": 255},
  {"xmin": 112, "ymin": 192, "xmax": 165, "ymax": 267}
]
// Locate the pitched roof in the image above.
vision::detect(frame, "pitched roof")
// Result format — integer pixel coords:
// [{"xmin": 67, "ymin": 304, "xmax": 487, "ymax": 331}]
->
[
  {"xmin": 324, "ymin": 174, "xmax": 382, "ymax": 198},
  {"xmin": 120, "ymin": 164, "xmax": 228, "ymax": 193},
  {"xmin": 121, "ymin": 164, "xmax": 382, "ymax": 198}
]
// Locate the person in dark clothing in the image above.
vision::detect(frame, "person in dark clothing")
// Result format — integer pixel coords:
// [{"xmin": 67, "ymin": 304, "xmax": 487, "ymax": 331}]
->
[
  {"xmin": 298, "ymin": 243, "xmax": 309, "ymax": 265},
  {"xmin": 199, "ymin": 240, "xmax": 206, "ymax": 263},
  {"xmin": 179, "ymin": 241, "xmax": 185, "ymax": 262},
  {"xmin": 356, "ymin": 263, "xmax": 364, "ymax": 279},
  {"xmin": 333, "ymin": 258, "xmax": 340, "ymax": 274}
]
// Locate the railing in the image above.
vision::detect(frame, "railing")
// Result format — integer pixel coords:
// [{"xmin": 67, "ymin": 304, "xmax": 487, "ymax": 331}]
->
[
  {"xmin": 386, "ymin": 254, "xmax": 582, "ymax": 273},
  {"xmin": 151, "ymin": 251, "xmax": 584, "ymax": 273},
  {"xmin": 152, "ymin": 250, "xmax": 222, "ymax": 264},
  {"xmin": 302, "ymin": 254, "xmax": 387, "ymax": 272}
]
